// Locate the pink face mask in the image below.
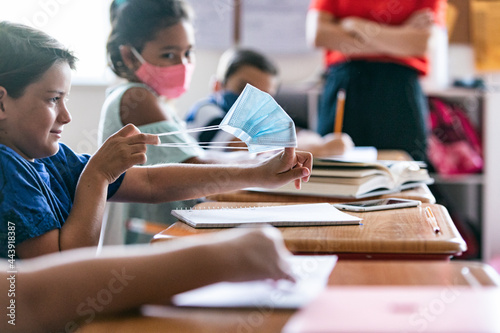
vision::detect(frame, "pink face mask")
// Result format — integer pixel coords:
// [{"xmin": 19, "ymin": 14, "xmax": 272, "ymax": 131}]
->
[{"xmin": 130, "ymin": 47, "xmax": 194, "ymax": 99}]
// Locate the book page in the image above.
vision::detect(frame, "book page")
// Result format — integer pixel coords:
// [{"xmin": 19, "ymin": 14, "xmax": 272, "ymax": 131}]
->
[
  {"xmin": 320, "ymin": 146, "xmax": 378, "ymax": 163},
  {"xmin": 387, "ymin": 162, "xmax": 433, "ymax": 187}
]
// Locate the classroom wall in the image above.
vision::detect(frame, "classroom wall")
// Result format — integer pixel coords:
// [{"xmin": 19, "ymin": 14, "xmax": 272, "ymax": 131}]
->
[{"xmin": 63, "ymin": 43, "xmax": 497, "ymax": 155}]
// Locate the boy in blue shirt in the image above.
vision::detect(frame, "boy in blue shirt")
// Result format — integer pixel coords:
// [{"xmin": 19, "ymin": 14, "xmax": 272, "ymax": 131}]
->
[{"xmin": 0, "ymin": 21, "xmax": 312, "ymax": 259}]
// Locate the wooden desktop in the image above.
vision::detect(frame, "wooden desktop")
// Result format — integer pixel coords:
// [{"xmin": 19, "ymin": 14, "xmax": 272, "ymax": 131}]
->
[
  {"xmin": 152, "ymin": 202, "xmax": 467, "ymax": 260},
  {"xmin": 77, "ymin": 261, "xmax": 499, "ymax": 333}
]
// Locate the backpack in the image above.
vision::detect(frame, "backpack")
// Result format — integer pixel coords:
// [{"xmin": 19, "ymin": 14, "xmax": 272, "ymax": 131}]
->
[{"xmin": 427, "ymin": 97, "xmax": 483, "ymax": 175}]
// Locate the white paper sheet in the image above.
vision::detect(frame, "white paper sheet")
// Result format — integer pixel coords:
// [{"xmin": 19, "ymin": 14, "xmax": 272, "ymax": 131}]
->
[
  {"xmin": 320, "ymin": 146, "xmax": 378, "ymax": 163},
  {"xmin": 172, "ymin": 255, "xmax": 337, "ymax": 309}
]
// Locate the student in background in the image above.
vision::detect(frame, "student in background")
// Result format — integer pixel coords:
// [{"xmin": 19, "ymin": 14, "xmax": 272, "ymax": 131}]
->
[
  {"xmin": 0, "ymin": 227, "xmax": 294, "ymax": 333},
  {"xmin": 100, "ymin": 0, "xmax": 270, "ymax": 235},
  {"xmin": 306, "ymin": 0, "xmax": 446, "ymax": 160},
  {"xmin": 186, "ymin": 47, "xmax": 354, "ymax": 156},
  {"xmin": 0, "ymin": 21, "xmax": 312, "ymax": 259}
]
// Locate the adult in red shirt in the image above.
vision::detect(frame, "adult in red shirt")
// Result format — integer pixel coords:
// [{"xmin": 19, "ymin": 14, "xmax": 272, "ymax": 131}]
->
[{"xmin": 306, "ymin": 0, "xmax": 447, "ymax": 160}]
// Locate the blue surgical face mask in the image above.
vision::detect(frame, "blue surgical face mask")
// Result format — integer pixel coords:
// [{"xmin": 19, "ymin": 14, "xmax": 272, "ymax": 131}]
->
[
  {"xmin": 214, "ymin": 91, "xmax": 240, "ymax": 113},
  {"xmin": 219, "ymin": 84, "xmax": 297, "ymax": 153}
]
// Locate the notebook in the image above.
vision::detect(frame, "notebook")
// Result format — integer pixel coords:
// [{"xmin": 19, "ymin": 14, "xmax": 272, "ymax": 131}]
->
[
  {"xmin": 171, "ymin": 203, "xmax": 362, "ymax": 228},
  {"xmin": 171, "ymin": 255, "xmax": 337, "ymax": 309}
]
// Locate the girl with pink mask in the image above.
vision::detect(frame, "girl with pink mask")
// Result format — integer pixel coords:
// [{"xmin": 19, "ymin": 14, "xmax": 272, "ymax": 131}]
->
[{"xmin": 99, "ymin": 0, "xmax": 265, "ymax": 239}]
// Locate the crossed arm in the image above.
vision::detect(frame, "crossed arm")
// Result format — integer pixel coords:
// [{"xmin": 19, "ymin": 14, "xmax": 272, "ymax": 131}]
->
[{"xmin": 306, "ymin": 8, "xmax": 436, "ymax": 57}]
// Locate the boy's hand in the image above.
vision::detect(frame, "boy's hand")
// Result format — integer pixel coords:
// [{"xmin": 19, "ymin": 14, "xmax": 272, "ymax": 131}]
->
[
  {"xmin": 214, "ymin": 227, "xmax": 295, "ymax": 283},
  {"xmin": 256, "ymin": 147, "xmax": 312, "ymax": 190},
  {"xmin": 88, "ymin": 124, "xmax": 159, "ymax": 184}
]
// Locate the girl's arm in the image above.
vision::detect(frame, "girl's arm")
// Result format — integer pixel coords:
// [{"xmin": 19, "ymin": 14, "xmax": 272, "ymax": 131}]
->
[
  {"xmin": 111, "ymin": 146, "xmax": 312, "ymax": 203},
  {"xmin": 307, "ymin": 9, "xmax": 435, "ymax": 57},
  {"xmin": 1, "ymin": 227, "xmax": 293, "ymax": 333}
]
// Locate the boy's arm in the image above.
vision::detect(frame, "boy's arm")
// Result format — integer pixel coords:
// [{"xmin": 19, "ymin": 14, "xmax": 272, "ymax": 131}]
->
[
  {"xmin": 2, "ymin": 227, "xmax": 292, "ymax": 333},
  {"xmin": 110, "ymin": 147, "xmax": 312, "ymax": 203},
  {"xmin": 16, "ymin": 167, "xmax": 111, "ymax": 258},
  {"xmin": 16, "ymin": 125, "xmax": 158, "ymax": 258}
]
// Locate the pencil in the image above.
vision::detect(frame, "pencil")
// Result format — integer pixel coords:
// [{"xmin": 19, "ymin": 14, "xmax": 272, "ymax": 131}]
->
[
  {"xmin": 334, "ymin": 89, "xmax": 346, "ymax": 134},
  {"xmin": 424, "ymin": 206, "xmax": 440, "ymax": 234}
]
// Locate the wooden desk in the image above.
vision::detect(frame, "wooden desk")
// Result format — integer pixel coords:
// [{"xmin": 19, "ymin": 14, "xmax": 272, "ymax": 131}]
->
[
  {"xmin": 152, "ymin": 202, "xmax": 466, "ymax": 260},
  {"xmin": 330, "ymin": 260, "xmax": 500, "ymax": 286},
  {"xmin": 77, "ymin": 261, "xmax": 499, "ymax": 333}
]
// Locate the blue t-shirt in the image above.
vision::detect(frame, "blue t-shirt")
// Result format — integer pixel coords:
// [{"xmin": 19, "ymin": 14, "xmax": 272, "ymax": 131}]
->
[{"xmin": 0, "ymin": 143, "xmax": 124, "ymax": 258}]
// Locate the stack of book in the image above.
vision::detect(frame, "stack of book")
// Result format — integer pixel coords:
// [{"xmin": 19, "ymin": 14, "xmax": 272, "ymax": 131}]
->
[{"xmin": 249, "ymin": 158, "xmax": 434, "ymax": 199}]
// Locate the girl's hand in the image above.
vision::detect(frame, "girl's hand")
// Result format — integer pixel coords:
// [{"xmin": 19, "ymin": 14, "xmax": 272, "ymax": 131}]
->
[
  {"xmin": 255, "ymin": 147, "xmax": 312, "ymax": 190},
  {"xmin": 87, "ymin": 124, "xmax": 159, "ymax": 184}
]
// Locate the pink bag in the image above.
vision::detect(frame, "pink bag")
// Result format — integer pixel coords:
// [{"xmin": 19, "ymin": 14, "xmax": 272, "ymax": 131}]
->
[{"xmin": 427, "ymin": 97, "xmax": 483, "ymax": 175}]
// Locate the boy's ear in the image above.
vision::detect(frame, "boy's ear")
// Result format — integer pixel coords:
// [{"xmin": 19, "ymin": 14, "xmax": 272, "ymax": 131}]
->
[
  {"xmin": 211, "ymin": 76, "xmax": 224, "ymax": 93},
  {"xmin": 119, "ymin": 45, "xmax": 139, "ymax": 70},
  {"xmin": 0, "ymin": 87, "xmax": 6, "ymax": 113}
]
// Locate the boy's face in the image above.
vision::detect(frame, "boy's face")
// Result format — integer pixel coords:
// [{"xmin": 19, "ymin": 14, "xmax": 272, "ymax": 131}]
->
[
  {"xmin": 0, "ymin": 62, "xmax": 72, "ymax": 161},
  {"xmin": 137, "ymin": 21, "xmax": 196, "ymax": 68},
  {"xmin": 222, "ymin": 65, "xmax": 278, "ymax": 96}
]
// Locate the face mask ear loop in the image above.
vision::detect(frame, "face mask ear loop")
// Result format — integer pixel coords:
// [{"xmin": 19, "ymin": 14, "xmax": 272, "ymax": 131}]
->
[
  {"xmin": 157, "ymin": 142, "xmax": 251, "ymax": 150},
  {"xmin": 130, "ymin": 47, "xmax": 146, "ymax": 64},
  {"xmin": 156, "ymin": 125, "xmax": 221, "ymax": 137}
]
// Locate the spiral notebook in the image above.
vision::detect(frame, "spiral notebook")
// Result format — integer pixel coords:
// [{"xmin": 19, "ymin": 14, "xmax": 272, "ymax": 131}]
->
[{"xmin": 171, "ymin": 203, "xmax": 362, "ymax": 228}]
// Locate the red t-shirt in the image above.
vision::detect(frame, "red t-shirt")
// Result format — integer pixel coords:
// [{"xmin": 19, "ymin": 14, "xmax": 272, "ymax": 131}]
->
[{"xmin": 309, "ymin": 0, "xmax": 447, "ymax": 75}]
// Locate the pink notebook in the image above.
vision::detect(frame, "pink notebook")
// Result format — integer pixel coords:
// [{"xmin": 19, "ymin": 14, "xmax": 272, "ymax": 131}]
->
[{"xmin": 283, "ymin": 286, "xmax": 500, "ymax": 333}]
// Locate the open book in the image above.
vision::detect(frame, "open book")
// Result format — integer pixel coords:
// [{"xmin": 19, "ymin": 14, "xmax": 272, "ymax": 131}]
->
[
  {"xmin": 248, "ymin": 159, "xmax": 434, "ymax": 199},
  {"xmin": 171, "ymin": 203, "xmax": 362, "ymax": 228}
]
